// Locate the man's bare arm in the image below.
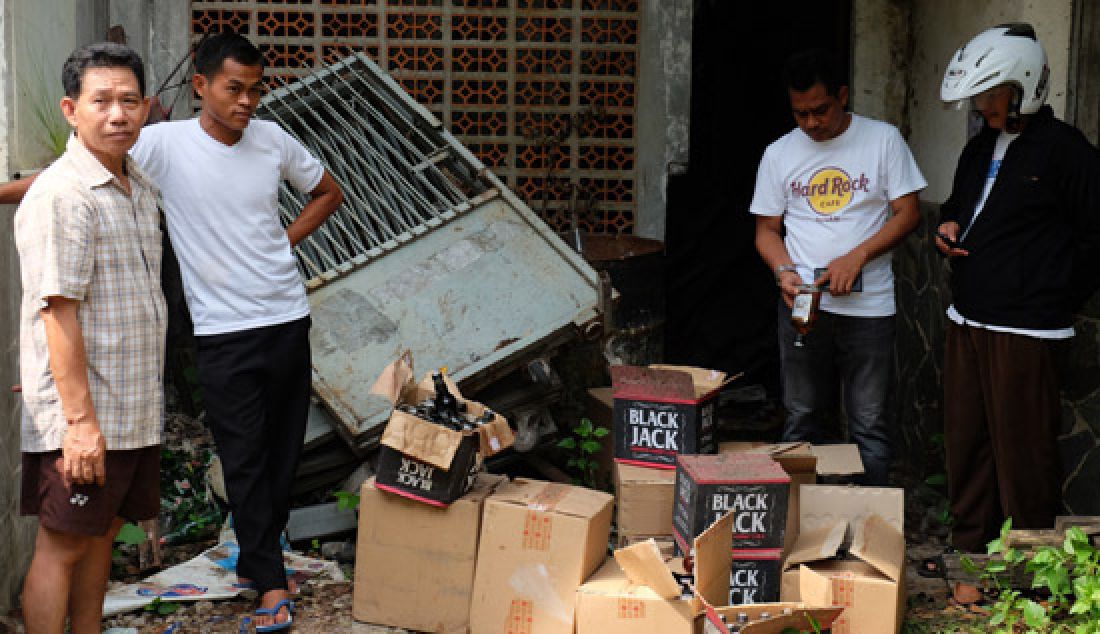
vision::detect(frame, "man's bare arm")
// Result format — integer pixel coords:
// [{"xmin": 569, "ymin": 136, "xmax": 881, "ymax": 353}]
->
[
  {"xmin": 754, "ymin": 214, "xmax": 803, "ymax": 307},
  {"xmin": 817, "ymin": 191, "xmax": 921, "ymax": 295},
  {"xmin": 286, "ymin": 170, "xmax": 344, "ymax": 247},
  {"xmin": 0, "ymin": 174, "xmax": 37, "ymax": 205},
  {"xmin": 41, "ymin": 296, "xmax": 106, "ymax": 486}
]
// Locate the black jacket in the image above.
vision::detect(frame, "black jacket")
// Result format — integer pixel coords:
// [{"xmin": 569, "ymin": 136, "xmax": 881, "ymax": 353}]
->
[{"xmin": 940, "ymin": 106, "xmax": 1100, "ymax": 329}]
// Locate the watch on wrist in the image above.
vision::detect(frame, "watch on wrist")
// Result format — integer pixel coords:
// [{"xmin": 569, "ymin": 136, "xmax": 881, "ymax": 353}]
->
[{"xmin": 774, "ymin": 264, "xmax": 797, "ymax": 285}]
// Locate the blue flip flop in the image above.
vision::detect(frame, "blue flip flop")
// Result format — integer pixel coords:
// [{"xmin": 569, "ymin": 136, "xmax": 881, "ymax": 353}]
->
[{"xmin": 254, "ymin": 598, "xmax": 294, "ymax": 632}]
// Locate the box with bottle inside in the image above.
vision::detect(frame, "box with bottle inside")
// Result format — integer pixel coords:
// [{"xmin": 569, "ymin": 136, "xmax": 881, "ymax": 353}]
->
[{"xmin": 371, "ymin": 355, "xmax": 515, "ymax": 506}]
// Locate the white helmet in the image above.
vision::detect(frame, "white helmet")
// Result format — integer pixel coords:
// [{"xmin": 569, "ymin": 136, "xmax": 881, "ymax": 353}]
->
[{"xmin": 941, "ymin": 23, "xmax": 1050, "ymax": 114}]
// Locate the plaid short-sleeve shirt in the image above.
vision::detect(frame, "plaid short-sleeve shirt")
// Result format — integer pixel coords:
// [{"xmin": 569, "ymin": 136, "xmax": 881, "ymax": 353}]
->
[{"xmin": 15, "ymin": 136, "xmax": 167, "ymax": 452}]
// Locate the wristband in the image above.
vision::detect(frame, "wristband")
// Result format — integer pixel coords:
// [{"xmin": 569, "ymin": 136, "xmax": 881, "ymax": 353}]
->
[{"xmin": 774, "ymin": 264, "xmax": 798, "ymax": 285}]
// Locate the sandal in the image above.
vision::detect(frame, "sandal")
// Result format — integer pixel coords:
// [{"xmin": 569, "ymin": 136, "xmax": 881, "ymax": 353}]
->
[{"xmin": 254, "ymin": 598, "xmax": 294, "ymax": 632}]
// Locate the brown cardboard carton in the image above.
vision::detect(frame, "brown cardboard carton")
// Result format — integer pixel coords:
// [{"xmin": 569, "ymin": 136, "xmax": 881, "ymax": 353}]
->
[
  {"xmin": 615, "ymin": 533, "xmax": 676, "ymax": 556},
  {"xmin": 352, "ymin": 474, "xmax": 508, "ymax": 632},
  {"xmin": 780, "ymin": 485, "xmax": 906, "ymax": 634},
  {"xmin": 719, "ymin": 442, "xmax": 864, "ymax": 553},
  {"xmin": 611, "ymin": 365, "xmax": 735, "ymax": 468},
  {"xmin": 700, "ymin": 603, "xmax": 843, "ymax": 634},
  {"xmin": 469, "ymin": 479, "xmax": 614, "ymax": 634},
  {"xmin": 575, "ymin": 513, "xmax": 734, "ymax": 634},
  {"xmin": 613, "ymin": 461, "xmax": 676, "ymax": 539}
]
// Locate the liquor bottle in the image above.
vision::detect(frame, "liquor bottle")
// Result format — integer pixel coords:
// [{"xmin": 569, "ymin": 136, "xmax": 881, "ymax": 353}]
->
[
  {"xmin": 790, "ymin": 283, "xmax": 823, "ymax": 348},
  {"xmin": 432, "ymin": 370, "xmax": 459, "ymax": 418}
]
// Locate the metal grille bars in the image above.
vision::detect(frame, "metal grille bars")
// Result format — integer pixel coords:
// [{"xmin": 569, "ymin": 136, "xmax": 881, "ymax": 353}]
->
[{"xmin": 256, "ymin": 52, "xmax": 494, "ymax": 288}]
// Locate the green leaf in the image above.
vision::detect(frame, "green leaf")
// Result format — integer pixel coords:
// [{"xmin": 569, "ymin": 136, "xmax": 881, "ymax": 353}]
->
[
  {"xmin": 575, "ymin": 418, "xmax": 594, "ymax": 436},
  {"xmin": 581, "ymin": 440, "xmax": 602, "ymax": 454},
  {"xmin": 157, "ymin": 601, "xmax": 180, "ymax": 615},
  {"xmin": 1021, "ymin": 599, "xmax": 1048, "ymax": 628},
  {"xmin": 987, "ymin": 560, "xmax": 1008, "ymax": 574},
  {"xmin": 116, "ymin": 523, "xmax": 147, "ymax": 546},
  {"xmin": 592, "ymin": 427, "xmax": 610, "ymax": 438},
  {"xmin": 333, "ymin": 491, "xmax": 360, "ymax": 511},
  {"xmin": 557, "ymin": 437, "xmax": 577, "ymax": 450},
  {"xmin": 924, "ymin": 473, "xmax": 947, "ymax": 486},
  {"xmin": 961, "ymin": 556, "xmax": 980, "ymax": 574}
]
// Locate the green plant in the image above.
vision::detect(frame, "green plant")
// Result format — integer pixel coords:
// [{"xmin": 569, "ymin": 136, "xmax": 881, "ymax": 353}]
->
[
  {"xmin": 333, "ymin": 490, "xmax": 360, "ymax": 511},
  {"xmin": 115, "ymin": 522, "xmax": 147, "ymax": 546},
  {"xmin": 21, "ymin": 52, "xmax": 69, "ymax": 160},
  {"xmin": 962, "ymin": 518, "xmax": 1100, "ymax": 633},
  {"xmin": 161, "ymin": 448, "xmax": 223, "ymax": 545},
  {"xmin": 556, "ymin": 417, "xmax": 609, "ymax": 489},
  {"xmin": 144, "ymin": 597, "xmax": 180, "ymax": 616}
]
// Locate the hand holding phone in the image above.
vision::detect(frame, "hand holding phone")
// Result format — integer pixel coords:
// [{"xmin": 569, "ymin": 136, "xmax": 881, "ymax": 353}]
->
[{"xmin": 936, "ymin": 231, "xmax": 958, "ymax": 249}]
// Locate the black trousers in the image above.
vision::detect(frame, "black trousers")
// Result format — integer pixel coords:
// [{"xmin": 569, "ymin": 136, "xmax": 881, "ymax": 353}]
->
[
  {"xmin": 944, "ymin": 321, "xmax": 1063, "ymax": 552},
  {"xmin": 196, "ymin": 316, "xmax": 312, "ymax": 594}
]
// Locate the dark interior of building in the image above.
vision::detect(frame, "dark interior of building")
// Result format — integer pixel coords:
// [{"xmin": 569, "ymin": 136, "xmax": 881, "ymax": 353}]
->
[{"xmin": 664, "ymin": 0, "xmax": 853, "ymax": 396}]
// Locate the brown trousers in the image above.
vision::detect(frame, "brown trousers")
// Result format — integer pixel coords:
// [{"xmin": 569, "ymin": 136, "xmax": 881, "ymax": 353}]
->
[{"xmin": 944, "ymin": 321, "xmax": 1064, "ymax": 552}]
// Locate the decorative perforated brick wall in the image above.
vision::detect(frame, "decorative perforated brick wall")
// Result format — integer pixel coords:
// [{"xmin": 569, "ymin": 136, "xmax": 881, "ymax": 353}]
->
[{"xmin": 192, "ymin": 0, "xmax": 640, "ymax": 234}]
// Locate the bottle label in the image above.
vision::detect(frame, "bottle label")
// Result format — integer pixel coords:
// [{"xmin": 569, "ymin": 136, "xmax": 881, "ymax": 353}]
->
[{"xmin": 791, "ymin": 293, "xmax": 812, "ymax": 321}]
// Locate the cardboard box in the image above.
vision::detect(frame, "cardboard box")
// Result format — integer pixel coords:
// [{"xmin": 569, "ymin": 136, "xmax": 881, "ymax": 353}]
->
[
  {"xmin": 719, "ymin": 442, "xmax": 864, "ymax": 553},
  {"xmin": 575, "ymin": 513, "xmax": 735, "ymax": 634},
  {"xmin": 729, "ymin": 549, "xmax": 782, "ymax": 605},
  {"xmin": 673, "ymin": 453, "xmax": 790, "ymax": 555},
  {"xmin": 371, "ymin": 355, "xmax": 515, "ymax": 506},
  {"xmin": 780, "ymin": 485, "xmax": 906, "ymax": 634},
  {"xmin": 352, "ymin": 474, "xmax": 507, "ymax": 632},
  {"xmin": 469, "ymin": 479, "xmax": 614, "ymax": 634},
  {"xmin": 613, "ymin": 461, "xmax": 676, "ymax": 539},
  {"xmin": 611, "ymin": 365, "xmax": 731, "ymax": 469},
  {"xmin": 701, "ymin": 603, "xmax": 843, "ymax": 634}
]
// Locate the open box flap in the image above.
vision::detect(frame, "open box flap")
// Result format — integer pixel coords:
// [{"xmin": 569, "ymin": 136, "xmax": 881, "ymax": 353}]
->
[
  {"xmin": 849, "ymin": 513, "xmax": 905, "ymax": 582},
  {"xmin": 614, "ymin": 539, "xmax": 681, "ymax": 600},
  {"xmin": 380, "ymin": 410, "xmax": 463, "ymax": 470},
  {"xmin": 810, "ymin": 444, "xmax": 865, "ymax": 476},
  {"xmin": 799, "ymin": 485, "xmax": 904, "ymax": 538},
  {"xmin": 648, "ymin": 364, "xmax": 734, "ymax": 397},
  {"xmin": 693, "ymin": 511, "xmax": 734, "ymax": 608},
  {"xmin": 782, "ymin": 521, "xmax": 847, "ymax": 570}
]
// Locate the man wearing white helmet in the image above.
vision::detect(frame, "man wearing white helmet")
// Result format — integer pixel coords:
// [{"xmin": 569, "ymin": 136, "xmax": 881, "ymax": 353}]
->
[
  {"xmin": 937, "ymin": 23, "xmax": 1100, "ymax": 552},
  {"xmin": 751, "ymin": 49, "xmax": 926, "ymax": 486}
]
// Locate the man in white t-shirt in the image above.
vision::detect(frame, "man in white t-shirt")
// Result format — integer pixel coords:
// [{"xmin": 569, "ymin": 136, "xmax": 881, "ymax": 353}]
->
[
  {"xmin": 750, "ymin": 49, "xmax": 926, "ymax": 486},
  {"xmin": 132, "ymin": 33, "xmax": 342, "ymax": 630}
]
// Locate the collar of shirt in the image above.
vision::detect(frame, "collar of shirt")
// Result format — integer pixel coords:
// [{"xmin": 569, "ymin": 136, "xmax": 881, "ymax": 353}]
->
[{"xmin": 64, "ymin": 133, "xmax": 155, "ymax": 194}]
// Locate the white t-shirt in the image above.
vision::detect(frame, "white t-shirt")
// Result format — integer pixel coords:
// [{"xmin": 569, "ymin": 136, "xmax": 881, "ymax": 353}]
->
[
  {"xmin": 947, "ymin": 129, "xmax": 1074, "ymax": 339},
  {"xmin": 131, "ymin": 118, "xmax": 323, "ymax": 335},
  {"xmin": 749, "ymin": 114, "xmax": 927, "ymax": 317}
]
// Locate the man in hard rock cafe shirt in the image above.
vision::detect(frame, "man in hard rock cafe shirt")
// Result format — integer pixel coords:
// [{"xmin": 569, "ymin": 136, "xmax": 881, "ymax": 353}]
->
[
  {"xmin": 751, "ymin": 48, "xmax": 926, "ymax": 486},
  {"xmin": 937, "ymin": 23, "xmax": 1100, "ymax": 552}
]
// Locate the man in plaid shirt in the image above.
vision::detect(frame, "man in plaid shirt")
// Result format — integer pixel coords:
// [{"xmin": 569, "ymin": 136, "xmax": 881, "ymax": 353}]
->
[{"xmin": 14, "ymin": 43, "xmax": 165, "ymax": 633}]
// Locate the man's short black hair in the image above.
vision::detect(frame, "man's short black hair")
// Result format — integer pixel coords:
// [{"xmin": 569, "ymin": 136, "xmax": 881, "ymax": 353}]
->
[
  {"xmin": 194, "ymin": 32, "xmax": 264, "ymax": 77},
  {"xmin": 61, "ymin": 42, "xmax": 145, "ymax": 99},
  {"xmin": 783, "ymin": 48, "xmax": 847, "ymax": 96}
]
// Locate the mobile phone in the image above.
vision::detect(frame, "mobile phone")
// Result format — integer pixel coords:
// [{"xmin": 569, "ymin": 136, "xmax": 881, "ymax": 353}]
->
[{"xmin": 936, "ymin": 231, "xmax": 959, "ymax": 249}]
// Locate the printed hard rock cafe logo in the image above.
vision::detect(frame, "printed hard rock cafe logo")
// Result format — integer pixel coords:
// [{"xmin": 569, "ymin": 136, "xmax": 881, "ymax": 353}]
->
[{"xmin": 790, "ymin": 167, "xmax": 870, "ymax": 215}]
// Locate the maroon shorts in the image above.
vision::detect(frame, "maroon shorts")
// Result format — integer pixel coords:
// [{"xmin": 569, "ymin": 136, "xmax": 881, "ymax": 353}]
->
[{"xmin": 21, "ymin": 446, "xmax": 161, "ymax": 537}]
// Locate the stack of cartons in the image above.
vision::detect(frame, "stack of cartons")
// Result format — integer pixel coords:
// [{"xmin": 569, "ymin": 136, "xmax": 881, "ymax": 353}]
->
[
  {"xmin": 673, "ymin": 453, "xmax": 790, "ymax": 605},
  {"xmin": 469, "ymin": 478, "xmax": 614, "ymax": 634},
  {"xmin": 352, "ymin": 474, "xmax": 508, "ymax": 632},
  {"xmin": 780, "ymin": 485, "xmax": 906, "ymax": 634}
]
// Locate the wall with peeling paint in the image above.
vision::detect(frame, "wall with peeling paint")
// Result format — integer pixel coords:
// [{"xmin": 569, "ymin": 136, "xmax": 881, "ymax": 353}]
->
[{"xmin": 635, "ymin": 0, "xmax": 692, "ymax": 241}]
